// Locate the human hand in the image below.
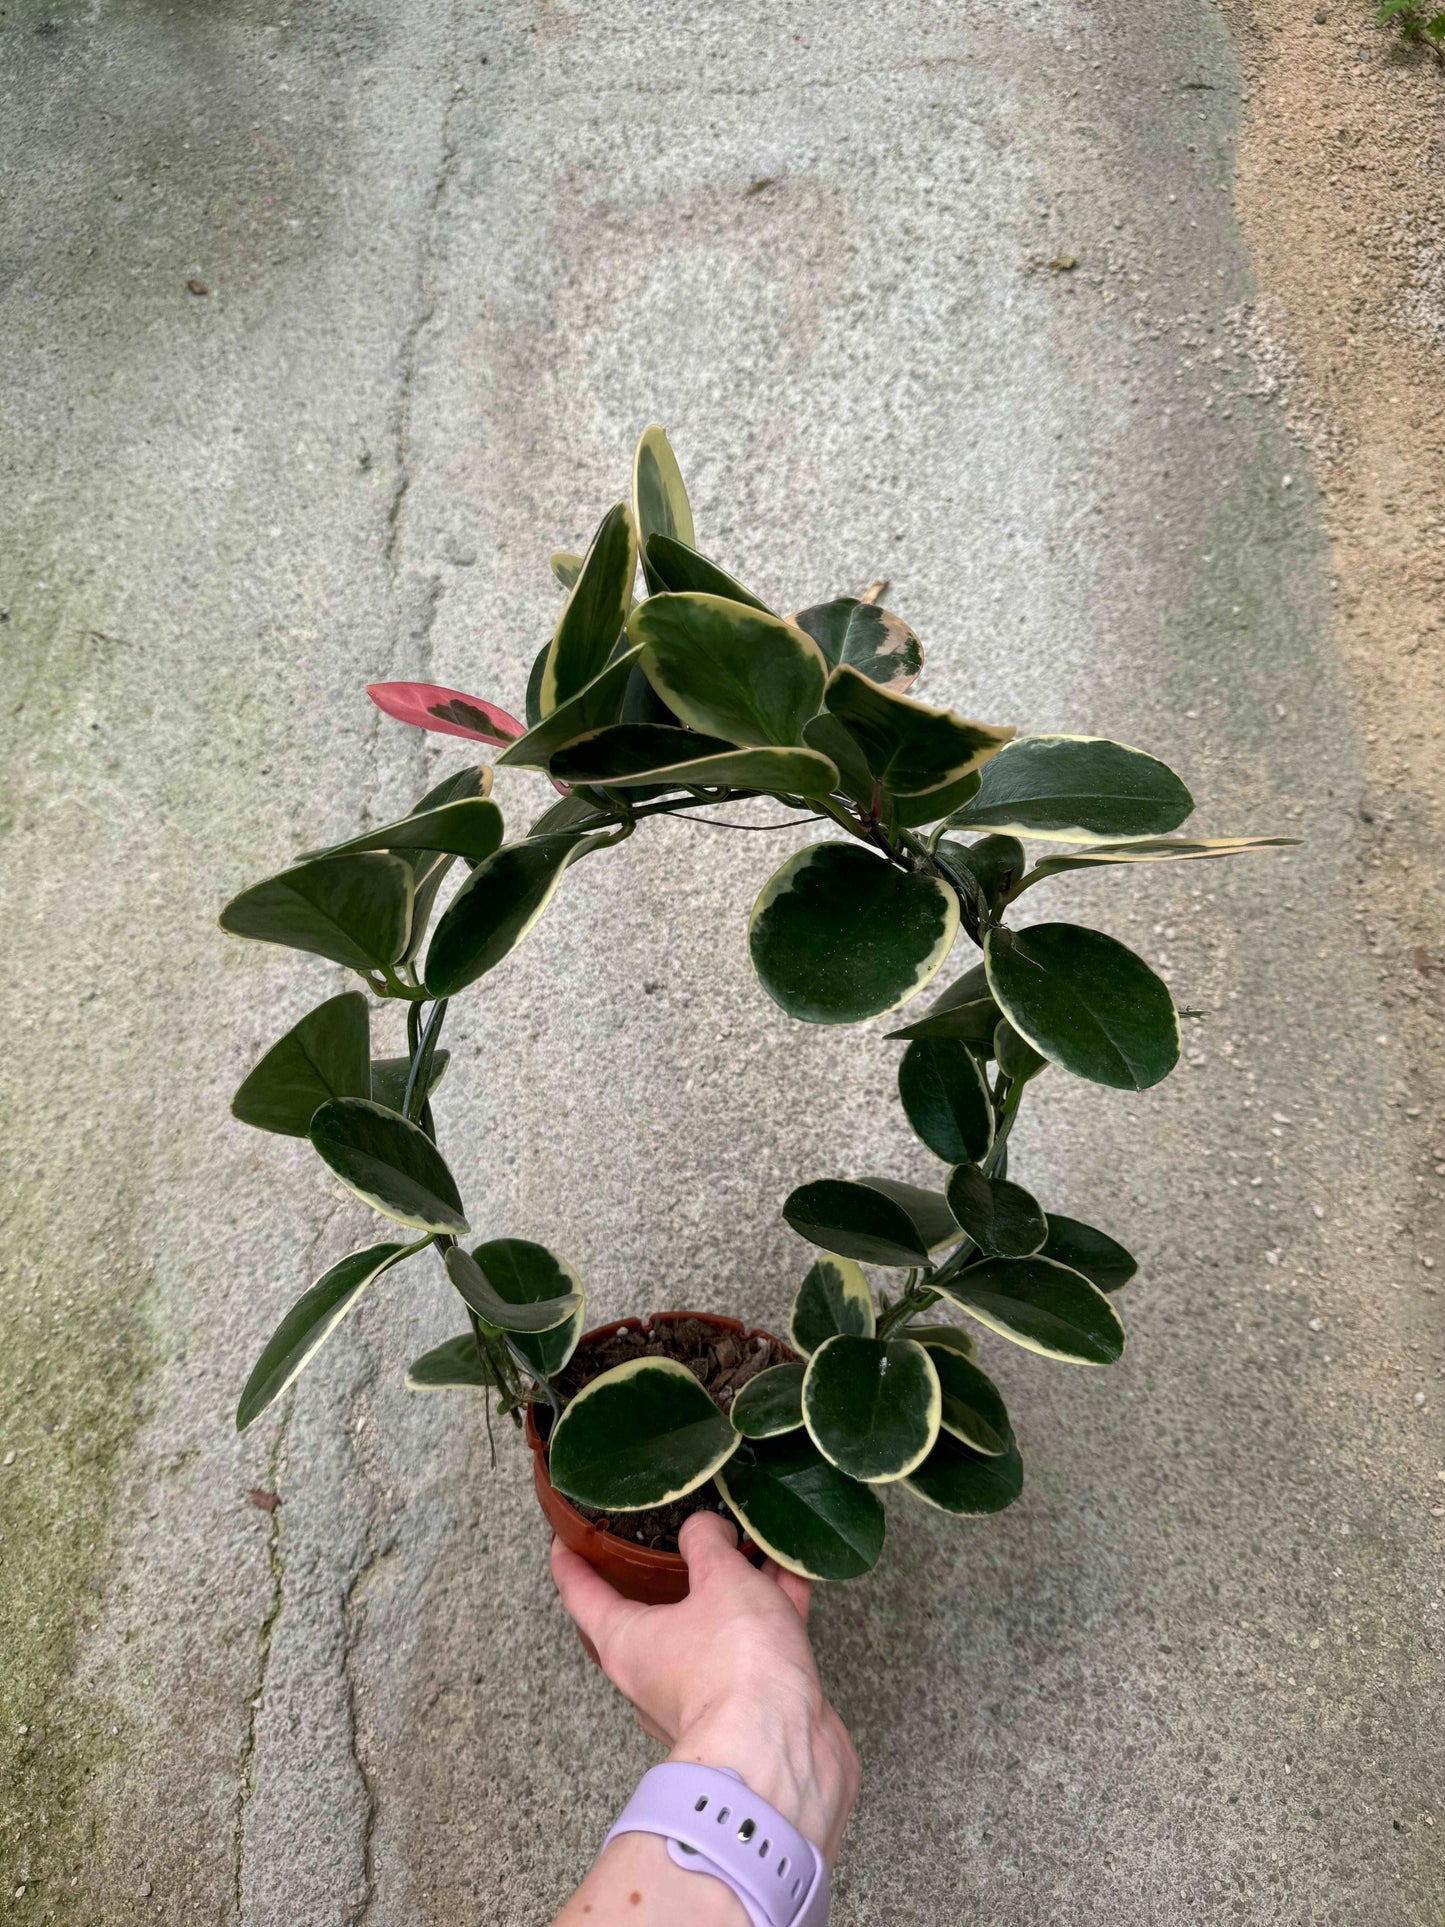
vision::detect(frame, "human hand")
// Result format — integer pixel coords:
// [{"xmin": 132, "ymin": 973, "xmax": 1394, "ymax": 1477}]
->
[{"xmin": 550, "ymin": 1513, "xmax": 859, "ymax": 1865}]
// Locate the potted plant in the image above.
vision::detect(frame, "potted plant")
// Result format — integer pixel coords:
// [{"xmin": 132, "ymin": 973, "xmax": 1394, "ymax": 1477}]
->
[{"xmin": 223, "ymin": 427, "xmax": 1294, "ymax": 1602}]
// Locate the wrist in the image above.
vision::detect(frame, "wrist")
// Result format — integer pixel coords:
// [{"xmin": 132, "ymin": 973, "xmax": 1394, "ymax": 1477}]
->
[{"xmin": 668, "ymin": 1686, "xmax": 858, "ymax": 1865}]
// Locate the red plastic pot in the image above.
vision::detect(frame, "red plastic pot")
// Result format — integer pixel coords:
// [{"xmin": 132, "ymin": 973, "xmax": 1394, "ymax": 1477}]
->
[{"xmin": 525, "ymin": 1310, "xmax": 795, "ymax": 1606}]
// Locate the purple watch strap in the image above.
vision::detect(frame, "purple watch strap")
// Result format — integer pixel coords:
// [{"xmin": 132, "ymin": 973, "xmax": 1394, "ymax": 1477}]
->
[{"xmin": 603, "ymin": 1763, "xmax": 830, "ymax": 1927}]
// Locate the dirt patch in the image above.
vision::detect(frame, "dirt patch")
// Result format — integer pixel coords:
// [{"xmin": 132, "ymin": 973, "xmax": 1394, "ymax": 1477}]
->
[
  {"xmin": 1219, "ymin": 4, "xmax": 1445, "ymax": 1278},
  {"xmin": 1220, "ymin": 4, "xmax": 1445, "ymax": 798},
  {"xmin": 543, "ymin": 1318, "xmax": 793, "ymax": 1552}
]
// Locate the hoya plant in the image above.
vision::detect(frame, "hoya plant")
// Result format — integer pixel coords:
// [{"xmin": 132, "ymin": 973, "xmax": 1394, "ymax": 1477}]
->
[{"xmin": 223, "ymin": 426, "xmax": 1293, "ymax": 1582}]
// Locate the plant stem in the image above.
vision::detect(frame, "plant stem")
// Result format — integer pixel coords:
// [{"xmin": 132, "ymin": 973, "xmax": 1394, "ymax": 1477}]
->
[
  {"xmin": 898, "ymin": 825, "xmax": 989, "ymax": 936},
  {"xmin": 378, "ymin": 962, "xmax": 427, "ymax": 1001},
  {"xmin": 875, "ymin": 1271, "xmax": 943, "ymax": 1339},
  {"xmin": 404, "ymin": 997, "xmax": 449, "ymax": 1121}
]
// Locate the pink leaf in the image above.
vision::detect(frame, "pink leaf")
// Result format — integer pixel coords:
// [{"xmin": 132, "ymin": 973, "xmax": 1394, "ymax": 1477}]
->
[{"xmin": 366, "ymin": 681, "xmax": 525, "ymax": 747}]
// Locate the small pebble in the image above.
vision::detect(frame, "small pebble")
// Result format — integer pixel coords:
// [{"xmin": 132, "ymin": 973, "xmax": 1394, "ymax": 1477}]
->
[
  {"xmin": 2, "ymin": 1452, "xmax": 13, "ymax": 1467},
  {"xmin": 1308, "ymin": 1317, "xmax": 1324, "ymax": 1332},
  {"xmin": 1414, "ymin": 1392, "xmax": 1426, "ymax": 1407}
]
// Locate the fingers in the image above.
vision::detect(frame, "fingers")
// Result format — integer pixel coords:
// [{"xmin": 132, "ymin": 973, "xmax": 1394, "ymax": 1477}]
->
[
  {"xmin": 635, "ymin": 1709, "xmax": 672, "ymax": 1745},
  {"xmin": 759, "ymin": 1557, "xmax": 813, "ymax": 1623},
  {"xmin": 676, "ymin": 1509, "xmax": 742, "ymax": 1591},
  {"xmin": 550, "ymin": 1537, "xmax": 641, "ymax": 1663}
]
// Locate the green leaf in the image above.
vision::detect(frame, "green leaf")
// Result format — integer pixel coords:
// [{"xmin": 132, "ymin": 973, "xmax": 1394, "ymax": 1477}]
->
[
  {"xmin": 444, "ymin": 1245, "xmax": 581, "ymax": 1336},
  {"xmin": 715, "ymin": 1432, "xmax": 885, "ymax": 1581},
  {"xmin": 527, "ymin": 791, "xmax": 611, "ymax": 838},
  {"xmin": 231, "ymin": 991, "xmax": 371, "ymax": 1137},
  {"xmin": 792, "ymin": 596, "xmax": 924, "ymax": 693},
  {"xmin": 1011, "ymin": 834, "xmax": 1300, "ymax": 899},
  {"xmin": 790, "ymin": 1256, "xmax": 876, "ymax": 1355},
  {"xmin": 937, "ymin": 835, "xmax": 1025, "ymax": 917},
  {"xmin": 309, "ymin": 1097, "xmax": 469, "ymax": 1235},
  {"xmin": 903, "ymin": 1431, "xmax": 1023, "ymax": 1516},
  {"xmin": 891, "ymin": 767, "xmax": 984, "ymax": 828},
  {"xmin": 549, "ymin": 550, "xmax": 584, "ymax": 593},
  {"xmin": 629, "ymin": 594, "xmax": 827, "ymax": 747},
  {"xmin": 749, "ymin": 842, "xmax": 959, "ymax": 1025},
  {"xmin": 498, "ymin": 646, "xmax": 644, "ymax": 769},
  {"xmin": 525, "ymin": 641, "xmax": 549, "ymax": 729},
  {"xmin": 393, "ymin": 767, "xmax": 492, "ymax": 967},
  {"xmin": 943, "ymin": 734, "xmax": 1193, "ymax": 841},
  {"xmin": 920, "ymin": 1339, "xmax": 1011, "ymax": 1455},
  {"xmin": 1039, "ymin": 1214, "xmax": 1137, "ymax": 1292},
  {"xmin": 549, "ymin": 1356, "xmax": 738, "ymax": 1510},
  {"xmin": 939, "ymin": 1255, "xmax": 1125, "ymax": 1365},
  {"xmin": 801, "ymin": 712, "xmax": 875, "ymax": 805},
  {"xmin": 540, "ymin": 502, "xmax": 637, "ymax": 714},
  {"xmin": 219, "ymin": 852, "xmax": 412, "ymax": 973},
  {"xmin": 549, "ymin": 725, "xmax": 839, "ymax": 798},
  {"xmin": 730, "ymin": 1363, "xmax": 807, "ymax": 1439},
  {"xmin": 900, "ymin": 1321, "xmax": 976, "ymax": 1359},
  {"xmin": 993, "ymin": 1019, "xmax": 1046, "ymax": 1084},
  {"xmin": 802, "ymin": 1335, "xmax": 940, "ymax": 1482},
  {"xmin": 643, "ymin": 533, "xmax": 773, "ymax": 613},
  {"xmin": 885, "ymin": 960, "xmax": 1000, "ymax": 1047},
  {"xmin": 785, "ymin": 1179, "xmax": 927, "ymax": 1267},
  {"xmin": 822, "ymin": 665, "xmax": 1013, "ymax": 801},
  {"xmin": 236, "ymin": 1239, "xmax": 421, "ymax": 1431},
  {"xmin": 897, "ymin": 1038, "xmax": 993, "ymax": 1163},
  {"xmin": 944, "ymin": 1165, "xmax": 1047, "ymax": 1258},
  {"xmin": 305, "ymin": 797, "xmax": 504, "ymax": 866},
  {"xmin": 469, "ymin": 1237, "xmax": 585, "ymax": 1375},
  {"xmin": 632, "ymin": 424, "xmax": 696, "ymax": 554},
  {"xmin": 368, "ymin": 1049, "xmax": 450, "ymax": 1114},
  {"xmin": 859, "ymin": 1177, "xmax": 959, "ymax": 1254},
  {"xmin": 984, "ymin": 921, "xmax": 1180, "ymax": 1091},
  {"xmin": 782, "ymin": 1176, "xmax": 955, "ymax": 1268},
  {"xmin": 425, "ymin": 834, "xmax": 601, "ymax": 998},
  {"xmin": 405, "ymin": 1332, "xmax": 496, "ymax": 1391}
]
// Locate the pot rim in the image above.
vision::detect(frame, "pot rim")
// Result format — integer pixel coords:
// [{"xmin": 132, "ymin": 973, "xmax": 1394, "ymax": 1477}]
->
[{"xmin": 524, "ymin": 1309, "xmax": 795, "ymax": 1575}]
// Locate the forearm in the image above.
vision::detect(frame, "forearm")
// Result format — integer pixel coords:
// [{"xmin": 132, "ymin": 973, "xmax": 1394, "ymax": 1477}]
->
[
  {"xmin": 552, "ymin": 1832, "xmax": 749, "ymax": 1927},
  {"xmin": 552, "ymin": 1692, "xmax": 856, "ymax": 1924}
]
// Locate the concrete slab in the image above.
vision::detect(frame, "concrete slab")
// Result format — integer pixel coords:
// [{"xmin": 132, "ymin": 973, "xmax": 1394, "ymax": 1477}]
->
[{"xmin": 1, "ymin": 0, "xmax": 1438, "ymax": 1922}]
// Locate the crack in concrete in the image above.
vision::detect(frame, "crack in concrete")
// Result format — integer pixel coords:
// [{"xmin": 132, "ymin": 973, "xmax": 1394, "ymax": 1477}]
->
[
  {"xmin": 383, "ymin": 27, "xmax": 464, "ymax": 585},
  {"xmin": 231, "ymin": 1196, "xmax": 346, "ymax": 1921},
  {"xmin": 231, "ymin": 1409, "xmax": 290, "ymax": 1926},
  {"xmin": 340, "ymin": 1529, "xmax": 387, "ymax": 1927}
]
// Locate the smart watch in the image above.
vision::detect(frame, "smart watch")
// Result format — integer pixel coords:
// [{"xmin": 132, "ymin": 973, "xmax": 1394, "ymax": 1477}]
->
[{"xmin": 604, "ymin": 1762, "xmax": 830, "ymax": 1926}]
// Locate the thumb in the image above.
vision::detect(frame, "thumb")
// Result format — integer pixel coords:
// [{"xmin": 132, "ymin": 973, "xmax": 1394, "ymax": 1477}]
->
[{"xmin": 678, "ymin": 1509, "xmax": 743, "ymax": 1591}]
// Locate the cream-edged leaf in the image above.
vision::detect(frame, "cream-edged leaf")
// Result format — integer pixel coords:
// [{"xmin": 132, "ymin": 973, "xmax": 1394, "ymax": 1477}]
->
[
  {"xmin": 540, "ymin": 502, "xmax": 637, "ymax": 714},
  {"xmin": 549, "ymin": 1357, "xmax": 738, "ymax": 1511},
  {"xmin": 730, "ymin": 1363, "xmax": 807, "ymax": 1439},
  {"xmin": 405, "ymin": 1333, "xmax": 497, "ymax": 1392},
  {"xmin": 628, "ymin": 593, "xmax": 827, "ymax": 748},
  {"xmin": 939, "ymin": 1255, "xmax": 1125, "ymax": 1365},
  {"xmin": 790, "ymin": 1256, "xmax": 876, "ymax": 1354},
  {"xmin": 750, "ymin": 842, "xmax": 958, "ymax": 1025},
  {"xmin": 715, "ymin": 1432, "xmax": 885, "ymax": 1581},
  {"xmin": 802, "ymin": 1336, "xmax": 941, "ymax": 1483},
  {"xmin": 237, "ymin": 1239, "xmax": 424, "ymax": 1430},
  {"xmin": 943, "ymin": 733, "xmax": 1193, "ymax": 842}
]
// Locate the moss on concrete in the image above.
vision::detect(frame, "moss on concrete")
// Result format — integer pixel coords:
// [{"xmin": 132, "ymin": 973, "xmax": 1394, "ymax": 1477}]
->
[{"xmin": 0, "ymin": 1225, "xmax": 159, "ymax": 1909}]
